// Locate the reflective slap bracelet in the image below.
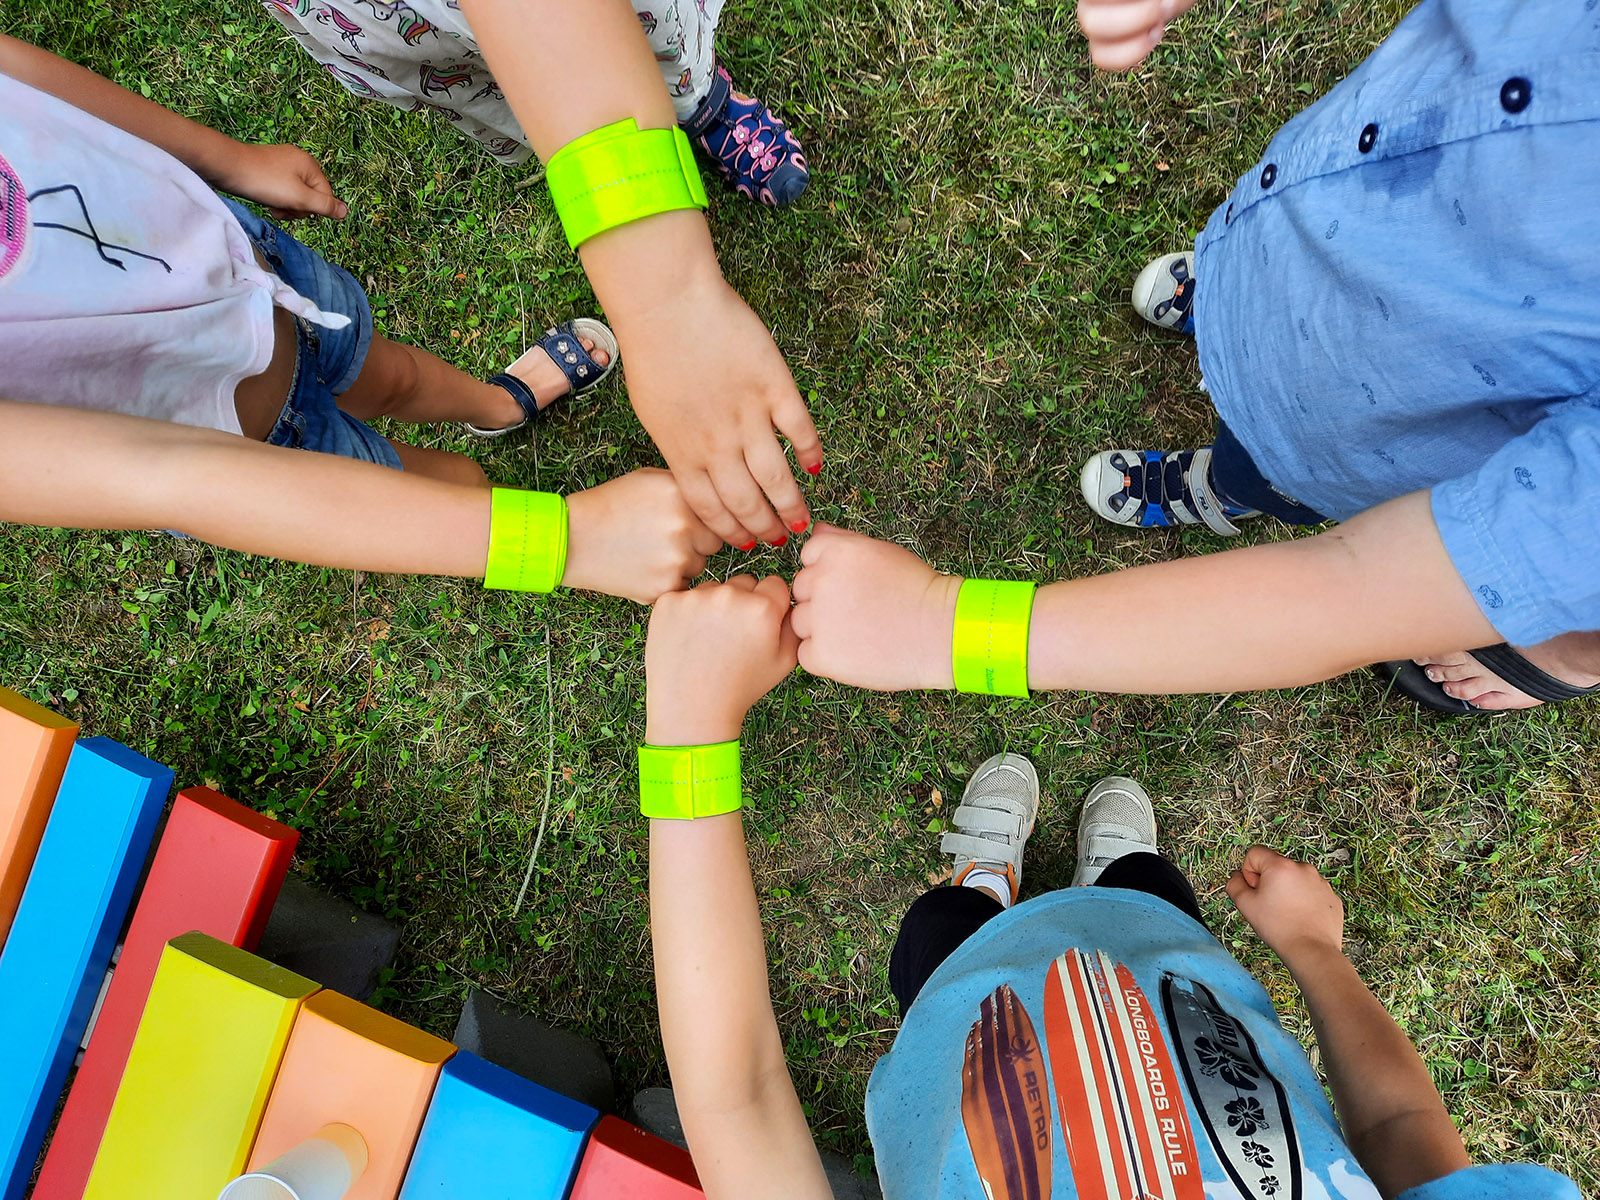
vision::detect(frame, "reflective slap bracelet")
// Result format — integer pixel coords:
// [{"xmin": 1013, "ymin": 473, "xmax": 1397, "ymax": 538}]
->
[
  {"xmin": 951, "ymin": 578, "xmax": 1037, "ymax": 698},
  {"xmin": 482, "ymin": 488, "xmax": 569, "ymax": 594},
  {"xmin": 546, "ymin": 118, "xmax": 709, "ymax": 250},
  {"xmin": 638, "ymin": 741, "xmax": 742, "ymax": 820}
]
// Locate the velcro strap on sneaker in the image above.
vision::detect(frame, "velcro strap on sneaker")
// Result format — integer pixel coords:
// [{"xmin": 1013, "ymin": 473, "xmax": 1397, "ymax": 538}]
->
[
  {"xmin": 940, "ymin": 831, "xmax": 1025, "ymax": 873},
  {"xmin": 949, "ymin": 804, "xmax": 1026, "ymax": 839},
  {"xmin": 1083, "ymin": 833, "xmax": 1147, "ymax": 864},
  {"xmin": 1185, "ymin": 447, "xmax": 1245, "ymax": 537}
]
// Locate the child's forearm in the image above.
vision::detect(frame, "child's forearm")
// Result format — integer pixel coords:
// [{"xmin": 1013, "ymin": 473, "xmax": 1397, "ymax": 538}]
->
[
  {"xmin": 0, "ymin": 33, "xmax": 238, "ymax": 184},
  {"xmin": 0, "ymin": 401, "xmax": 490, "ymax": 577},
  {"xmin": 454, "ymin": 0, "xmax": 725, "ymax": 310},
  {"xmin": 648, "ymin": 810, "xmax": 833, "ymax": 1200},
  {"xmin": 1282, "ymin": 943, "xmax": 1470, "ymax": 1198},
  {"xmin": 1025, "ymin": 491, "xmax": 1502, "ymax": 693}
]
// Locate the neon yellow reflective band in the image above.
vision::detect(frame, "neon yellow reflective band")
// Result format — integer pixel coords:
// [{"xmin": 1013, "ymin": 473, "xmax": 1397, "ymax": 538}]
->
[
  {"xmin": 546, "ymin": 118, "xmax": 709, "ymax": 250},
  {"xmin": 951, "ymin": 579, "xmax": 1036, "ymax": 698},
  {"xmin": 482, "ymin": 488, "xmax": 568, "ymax": 593},
  {"xmin": 638, "ymin": 741, "xmax": 742, "ymax": 820}
]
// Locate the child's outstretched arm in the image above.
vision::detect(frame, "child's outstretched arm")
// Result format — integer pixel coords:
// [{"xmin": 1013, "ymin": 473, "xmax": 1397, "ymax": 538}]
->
[
  {"xmin": 643, "ymin": 577, "xmax": 832, "ymax": 1200},
  {"xmin": 789, "ymin": 491, "xmax": 1501, "ymax": 695},
  {"xmin": 455, "ymin": 0, "xmax": 822, "ymax": 551},
  {"xmin": 0, "ymin": 400, "xmax": 720, "ymax": 603},
  {"xmin": 1226, "ymin": 848, "xmax": 1470, "ymax": 1198},
  {"xmin": 0, "ymin": 32, "xmax": 345, "ymax": 220}
]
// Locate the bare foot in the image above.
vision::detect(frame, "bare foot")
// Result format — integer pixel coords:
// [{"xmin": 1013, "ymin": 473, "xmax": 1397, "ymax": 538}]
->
[{"xmin": 1414, "ymin": 632, "xmax": 1600, "ymax": 710}]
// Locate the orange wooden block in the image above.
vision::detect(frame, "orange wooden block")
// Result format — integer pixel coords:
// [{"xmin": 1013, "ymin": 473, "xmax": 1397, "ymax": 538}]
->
[
  {"xmin": 0, "ymin": 688, "xmax": 77, "ymax": 946},
  {"xmin": 248, "ymin": 990, "xmax": 455, "ymax": 1200}
]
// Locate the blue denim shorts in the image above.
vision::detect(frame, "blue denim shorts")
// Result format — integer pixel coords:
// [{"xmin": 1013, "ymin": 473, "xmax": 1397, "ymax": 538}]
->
[{"xmin": 222, "ymin": 197, "xmax": 401, "ymax": 471}]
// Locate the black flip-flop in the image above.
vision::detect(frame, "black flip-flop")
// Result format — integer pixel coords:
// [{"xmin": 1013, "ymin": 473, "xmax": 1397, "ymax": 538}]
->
[{"xmin": 1373, "ymin": 643, "xmax": 1600, "ymax": 716}]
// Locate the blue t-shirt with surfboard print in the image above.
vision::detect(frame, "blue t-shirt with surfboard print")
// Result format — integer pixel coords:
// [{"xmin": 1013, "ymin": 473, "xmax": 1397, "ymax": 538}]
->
[{"xmin": 865, "ymin": 889, "xmax": 1576, "ymax": 1200}]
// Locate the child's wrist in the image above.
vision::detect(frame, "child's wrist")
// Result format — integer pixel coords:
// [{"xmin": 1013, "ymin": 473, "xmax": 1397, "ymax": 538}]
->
[
  {"xmin": 482, "ymin": 489, "xmax": 569, "ymax": 593},
  {"xmin": 949, "ymin": 577, "xmax": 1036, "ymax": 697},
  {"xmin": 645, "ymin": 702, "xmax": 745, "ymax": 748}
]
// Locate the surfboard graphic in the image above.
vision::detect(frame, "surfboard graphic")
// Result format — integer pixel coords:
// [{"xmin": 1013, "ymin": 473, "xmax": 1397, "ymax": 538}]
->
[
  {"xmin": 1042, "ymin": 950, "xmax": 1203, "ymax": 1200},
  {"xmin": 959, "ymin": 983, "xmax": 1053, "ymax": 1200},
  {"xmin": 1161, "ymin": 975, "xmax": 1302, "ymax": 1200}
]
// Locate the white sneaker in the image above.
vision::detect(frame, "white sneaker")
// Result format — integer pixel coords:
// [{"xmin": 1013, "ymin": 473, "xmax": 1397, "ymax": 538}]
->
[
  {"xmin": 1131, "ymin": 251, "xmax": 1197, "ymax": 332},
  {"xmin": 1072, "ymin": 776, "xmax": 1158, "ymax": 886},
  {"xmin": 940, "ymin": 754, "xmax": 1041, "ymax": 902}
]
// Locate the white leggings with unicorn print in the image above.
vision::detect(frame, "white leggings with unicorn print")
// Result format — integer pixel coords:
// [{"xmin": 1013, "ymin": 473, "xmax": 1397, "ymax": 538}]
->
[{"xmin": 260, "ymin": 0, "xmax": 727, "ymax": 165}]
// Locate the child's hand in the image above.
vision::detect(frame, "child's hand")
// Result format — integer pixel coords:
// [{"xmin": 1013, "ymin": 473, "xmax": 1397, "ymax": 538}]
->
[
  {"xmin": 218, "ymin": 143, "xmax": 349, "ymax": 220},
  {"xmin": 1077, "ymin": 0, "xmax": 1200, "ymax": 70},
  {"xmin": 646, "ymin": 575, "xmax": 798, "ymax": 745},
  {"xmin": 563, "ymin": 469, "xmax": 724, "ymax": 604},
  {"xmin": 1225, "ymin": 846, "xmax": 1345, "ymax": 964},
  {"xmin": 790, "ymin": 524, "xmax": 962, "ymax": 691},
  {"xmin": 615, "ymin": 273, "xmax": 822, "ymax": 550}
]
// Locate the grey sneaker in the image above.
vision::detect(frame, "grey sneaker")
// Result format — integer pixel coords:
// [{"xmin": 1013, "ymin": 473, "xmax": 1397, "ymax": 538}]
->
[
  {"xmin": 1072, "ymin": 776, "xmax": 1158, "ymax": 886},
  {"xmin": 1131, "ymin": 251, "xmax": 1196, "ymax": 332},
  {"xmin": 940, "ymin": 754, "xmax": 1041, "ymax": 898}
]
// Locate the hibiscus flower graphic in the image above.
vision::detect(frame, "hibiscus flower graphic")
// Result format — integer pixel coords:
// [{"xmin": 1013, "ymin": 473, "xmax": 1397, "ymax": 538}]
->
[
  {"xmin": 1196, "ymin": 1035, "xmax": 1261, "ymax": 1090},
  {"xmin": 1241, "ymin": 1140, "xmax": 1275, "ymax": 1168},
  {"xmin": 1224, "ymin": 1096, "xmax": 1268, "ymax": 1137}
]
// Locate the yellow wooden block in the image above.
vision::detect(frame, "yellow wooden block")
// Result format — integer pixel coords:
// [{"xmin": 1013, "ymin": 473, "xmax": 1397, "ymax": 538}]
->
[
  {"xmin": 0, "ymin": 687, "xmax": 77, "ymax": 946},
  {"xmin": 84, "ymin": 932, "xmax": 319, "ymax": 1200}
]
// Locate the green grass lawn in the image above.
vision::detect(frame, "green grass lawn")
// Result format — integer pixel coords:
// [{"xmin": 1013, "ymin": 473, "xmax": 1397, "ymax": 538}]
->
[{"xmin": 3, "ymin": 0, "xmax": 1598, "ymax": 1185}]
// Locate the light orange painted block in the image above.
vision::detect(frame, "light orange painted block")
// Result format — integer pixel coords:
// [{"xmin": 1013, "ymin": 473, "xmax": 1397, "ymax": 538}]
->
[
  {"xmin": 248, "ymin": 990, "xmax": 455, "ymax": 1200},
  {"xmin": 0, "ymin": 687, "xmax": 77, "ymax": 945},
  {"xmin": 84, "ymin": 933, "xmax": 319, "ymax": 1200}
]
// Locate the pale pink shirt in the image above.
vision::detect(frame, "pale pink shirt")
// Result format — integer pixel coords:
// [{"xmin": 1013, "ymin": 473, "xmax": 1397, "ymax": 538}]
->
[{"xmin": 0, "ymin": 72, "xmax": 345, "ymax": 436}]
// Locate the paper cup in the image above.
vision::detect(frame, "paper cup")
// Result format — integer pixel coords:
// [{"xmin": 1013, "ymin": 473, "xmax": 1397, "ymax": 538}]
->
[{"xmin": 217, "ymin": 1124, "xmax": 369, "ymax": 1200}]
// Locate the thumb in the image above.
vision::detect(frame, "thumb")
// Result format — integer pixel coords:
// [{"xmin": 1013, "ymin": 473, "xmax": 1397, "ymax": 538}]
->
[
  {"xmin": 1240, "ymin": 844, "xmax": 1286, "ymax": 879},
  {"xmin": 778, "ymin": 608, "xmax": 801, "ymax": 667},
  {"xmin": 300, "ymin": 166, "xmax": 348, "ymax": 219},
  {"xmin": 753, "ymin": 573, "xmax": 792, "ymax": 605},
  {"xmin": 1224, "ymin": 870, "xmax": 1251, "ymax": 905}
]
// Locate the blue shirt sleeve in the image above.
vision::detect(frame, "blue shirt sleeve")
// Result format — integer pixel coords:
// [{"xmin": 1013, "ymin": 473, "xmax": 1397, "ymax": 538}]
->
[
  {"xmin": 1431, "ymin": 395, "xmax": 1600, "ymax": 646},
  {"xmin": 1399, "ymin": 1163, "xmax": 1581, "ymax": 1200}
]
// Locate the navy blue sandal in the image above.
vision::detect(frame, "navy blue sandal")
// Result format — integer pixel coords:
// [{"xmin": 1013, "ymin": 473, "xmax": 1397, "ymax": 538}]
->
[
  {"xmin": 1373, "ymin": 644, "xmax": 1599, "ymax": 716},
  {"xmin": 464, "ymin": 318, "xmax": 619, "ymax": 438},
  {"xmin": 681, "ymin": 63, "xmax": 809, "ymax": 208}
]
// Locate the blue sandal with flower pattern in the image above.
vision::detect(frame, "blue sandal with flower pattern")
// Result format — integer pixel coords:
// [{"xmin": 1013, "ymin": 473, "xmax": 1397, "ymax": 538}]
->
[
  {"xmin": 682, "ymin": 63, "xmax": 809, "ymax": 208},
  {"xmin": 465, "ymin": 317, "xmax": 619, "ymax": 438}
]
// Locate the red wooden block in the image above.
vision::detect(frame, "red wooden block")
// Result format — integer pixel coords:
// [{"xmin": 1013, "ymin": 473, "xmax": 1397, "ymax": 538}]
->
[
  {"xmin": 32, "ymin": 787, "xmax": 297, "ymax": 1200},
  {"xmin": 568, "ymin": 1116, "xmax": 704, "ymax": 1200}
]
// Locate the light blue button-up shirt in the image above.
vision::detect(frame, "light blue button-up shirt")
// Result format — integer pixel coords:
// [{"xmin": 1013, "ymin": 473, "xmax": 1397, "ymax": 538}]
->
[{"xmin": 1193, "ymin": 0, "xmax": 1600, "ymax": 646}]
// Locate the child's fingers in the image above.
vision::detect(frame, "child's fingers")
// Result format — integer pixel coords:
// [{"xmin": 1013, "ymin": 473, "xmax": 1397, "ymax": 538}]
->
[
  {"xmin": 1087, "ymin": 28, "xmax": 1164, "ymax": 70},
  {"xmin": 789, "ymin": 599, "xmax": 814, "ymax": 641},
  {"xmin": 790, "ymin": 566, "xmax": 815, "ymax": 602},
  {"xmin": 744, "ymin": 437, "xmax": 810, "ymax": 534},
  {"xmin": 690, "ymin": 523, "xmax": 725, "ymax": 557},
  {"xmin": 680, "ymin": 469, "xmax": 756, "ymax": 549},
  {"xmin": 1224, "ymin": 870, "xmax": 1250, "ymax": 903},
  {"xmin": 753, "ymin": 573, "xmax": 792, "ymax": 608},
  {"xmin": 778, "ymin": 609, "xmax": 802, "ymax": 665},
  {"xmin": 774, "ymin": 392, "xmax": 824, "ymax": 477},
  {"xmin": 1239, "ymin": 844, "xmax": 1288, "ymax": 877},
  {"xmin": 711, "ymin": 462, "xmax": 786, "ymax": 545},
  {"xmin": 799, "ymin": 523, "xmax": 841, "ymax": 566},
  {"xmin": 1078, "ymin": 0, "xmax": 1164, "ymax": 43},
  {"xmin": 722, "ymin": 574, "xmax": 759, "ymax": 593}
]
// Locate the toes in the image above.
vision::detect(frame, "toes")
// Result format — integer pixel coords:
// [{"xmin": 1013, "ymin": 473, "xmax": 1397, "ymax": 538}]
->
[
  {"xmin": 578, "ymin": 336, "xmax": 610, "ymax": 368},
  {"xmin": 1459, "ymin": 688, "xmax": 1543, "ymax": 711}
]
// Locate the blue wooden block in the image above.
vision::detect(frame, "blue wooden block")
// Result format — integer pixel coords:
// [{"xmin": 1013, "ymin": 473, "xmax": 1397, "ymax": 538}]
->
[
  {"xmin": 400, "ymin": 1051, "xmax": 599, "ymax": 1200},
  {"xmin": 0, "ymin": 738, "xmax": 172, "ymax": 1200}
]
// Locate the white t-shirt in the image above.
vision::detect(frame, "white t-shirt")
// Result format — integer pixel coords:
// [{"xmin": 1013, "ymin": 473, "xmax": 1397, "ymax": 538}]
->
[{"xmin": 0, "ymin": 71, "xmax": 342, "ymax": 435}]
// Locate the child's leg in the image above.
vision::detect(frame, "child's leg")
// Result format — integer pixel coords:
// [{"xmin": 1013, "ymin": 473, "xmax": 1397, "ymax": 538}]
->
[
  {"xmin": 386, "ymin": 439, "xmax": 489, "ymax": 488},
  {"xmin": 335, "ymin": 332, "xmax": 610, "ymax": 428},
  {"xmin": 635, "ymin": 0, "xmax": 726, "ymax": 121}
]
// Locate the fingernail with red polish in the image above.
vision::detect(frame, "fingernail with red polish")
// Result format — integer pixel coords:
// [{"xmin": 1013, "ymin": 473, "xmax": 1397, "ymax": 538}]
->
[
  {"xmin": 790, "ymin": 519, "xmax": 809, "ymax": 533},
  {"xmin": 739, "ymin": 541, "xmax": 757, "ymax": 552},
  {"xmin": 806, "ymin": 462, "xmax": 822, "ymax": 476},
  {"xmin": 770, "ymin": 536, "xmax": 789, "ymax": 548}
]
